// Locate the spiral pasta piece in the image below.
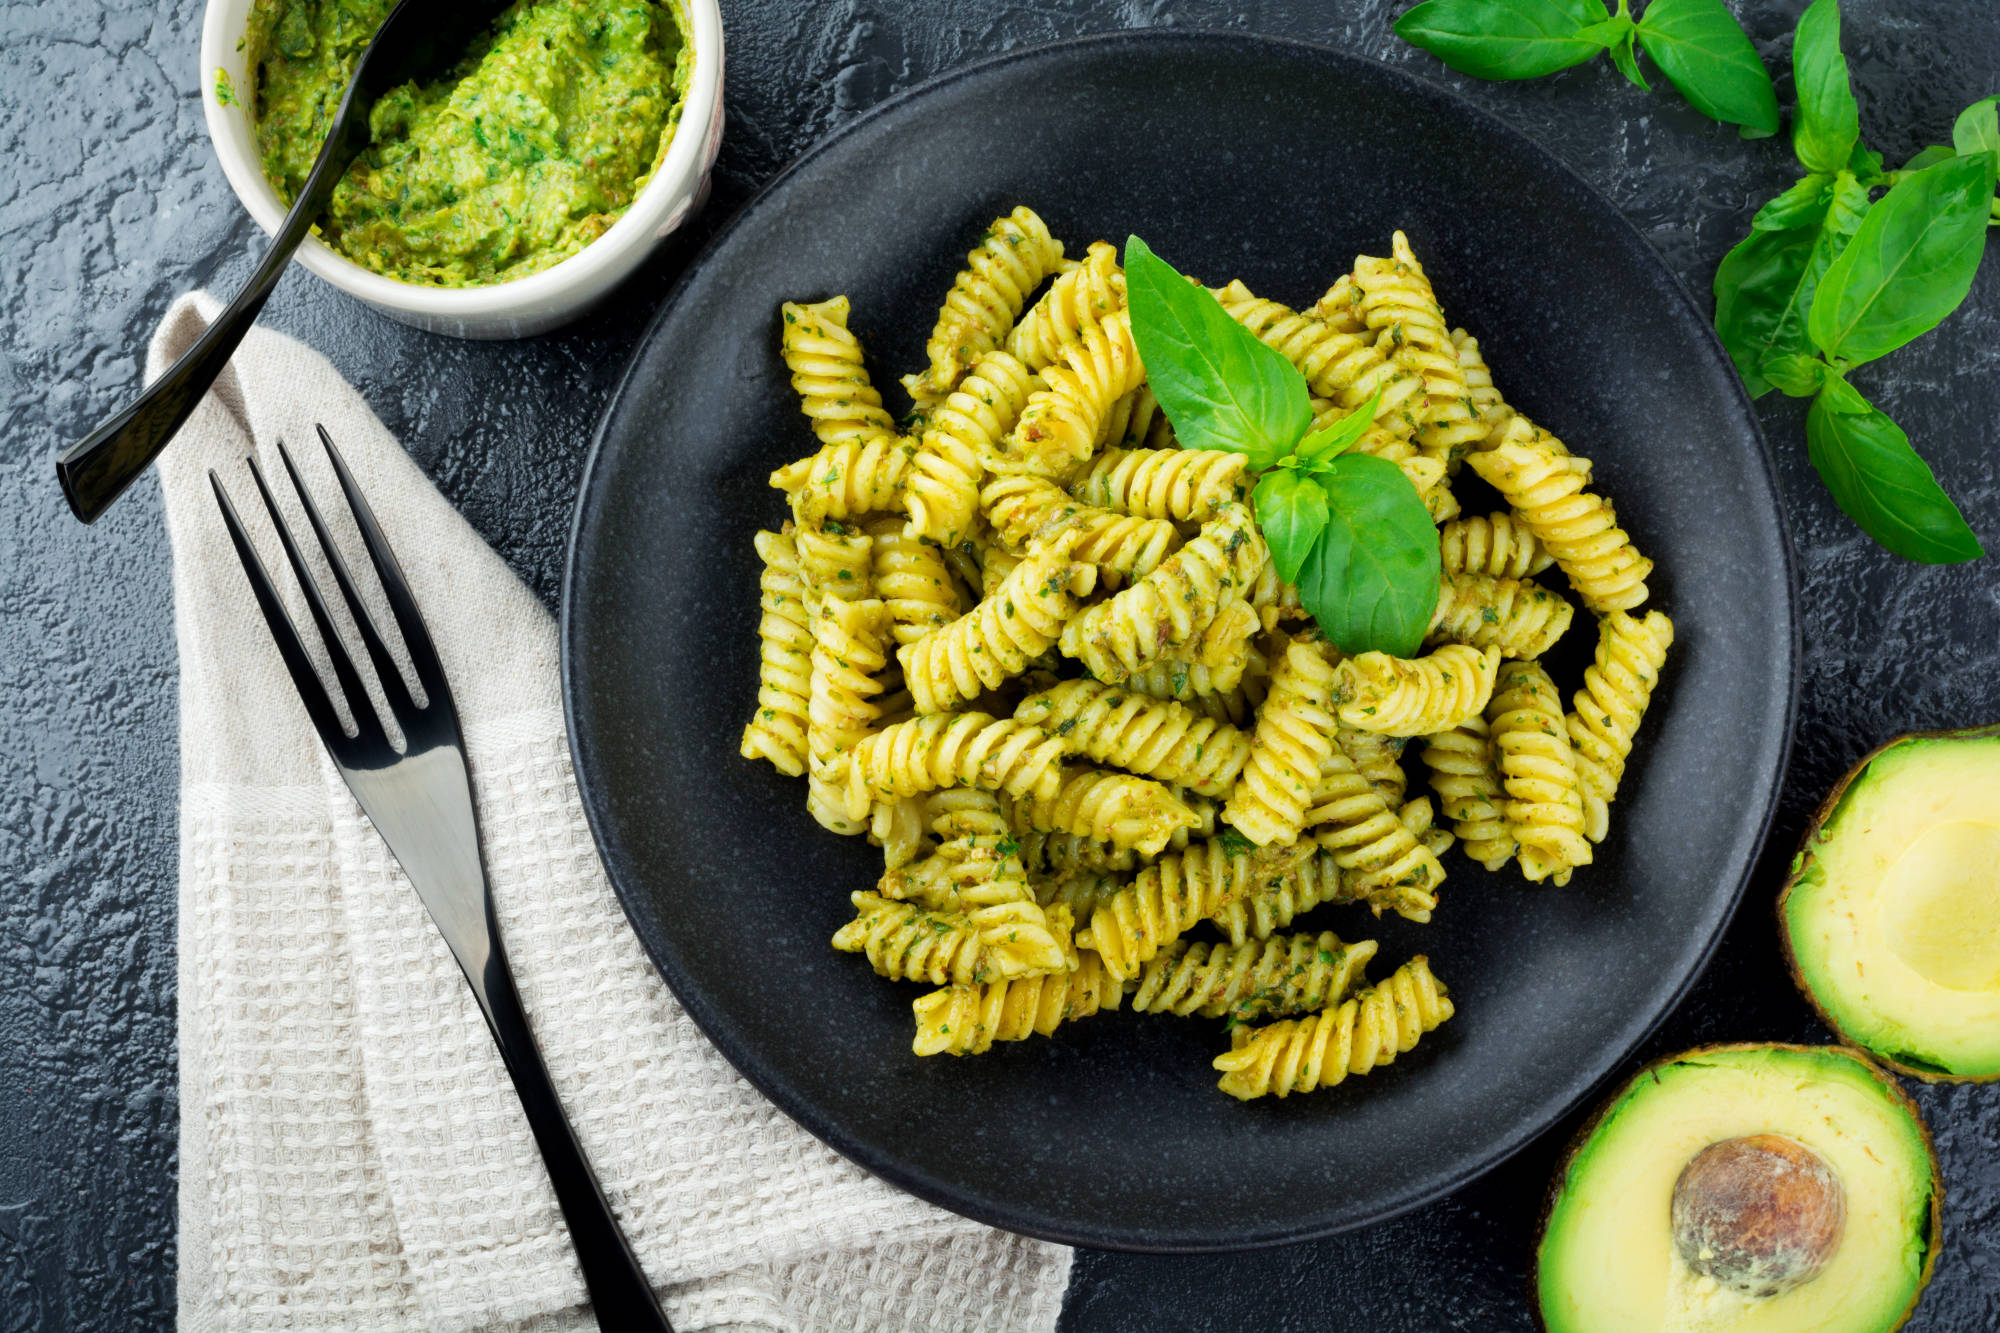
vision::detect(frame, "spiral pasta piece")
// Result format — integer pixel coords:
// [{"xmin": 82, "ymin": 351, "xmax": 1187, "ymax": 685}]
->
[
  {"xmin": 905, "ymin": 350, "xmax": 1036, "ymax": 546},
  {"xmin": 904, "ymin": 206, "xmax": 1065, "ymax": 403},
  {"xmin": 1303, "ymin": 744, "xmax": 1441, "ymax": 922},
  {"xmin": 1101, "ymin": 383, "xmax": 1175, "ymax": 451},
  {"xmin": 806, "ymin": 597, "xmax": 890, "ymax": 835},
  {"xmin": 1426, "ymin": 571, "xmax": 1575, "ymax": 660},
  {"xmin": 899, "ymin": 538, "xmax": 1094, "ymax": 714},
  {"xmin": 1010, "ymin": 767, "xmax": 1199, "ymax": 857},
  {"xmin": 1068, "ymin": 447, "xmax": 1247, "ymax": 523},
  {"xmin": 1123, "ymin": 660, "xmax": 1261, "ymax": 724},
  {"xmin": 1438, "ymin": 511, "xmax": 1553, "ymax": 579},
  {"xmin": 1008, "ymin": 240, "xmax": 1124, "ymax": 370},
  {"xmin": 1398, "ymin": 794, "xmax": 1455, "ymax": 860},
  {"xmin": 861, "ymin": 518, "xmax": 962, "ymax": 646},
  {"xmin": 740, "ymin": 530, "xmax": 812, "ymax": 778},
  {"xmin": 1015, "ymin": 679, "xmax": 1252, "ymax": 798},
  {"xmin": 871, "ymin": 794, "xmax": 928, "ymax": 871},
  {"xmin": 1222, "ymin": 639, "xmax": 1338, "ymax": 847},
  {"xmin": 1568, "ymin": 610, "xmax": 1675, "ymax": 842},
  {"xmin": 1468, "ymin": 418, "xmax": 1652, "ymax": 613},
  {"xmin": 1486, "ymin": 659, "xmax": 1591, "ymax": 885},
  {"xmin": 1031, "ymin": 866, "xmax": 1126, "ymax": 920},
  {"xmin": 1059, "ymin": 502, "xmax": 1267, "ymax": 682},
  {"xmin": 1212, "ymin": 956, "xmax": 1453, "ymax": 1100},
  {"xmin": 1210, "ymin": 844, "xmax": 1353, "ymax": 944},
  {"xmin": 1130, "ymin": 931, "xmax": 1379, "ymax": 1022},
  {"xmin": 787, "ymin": 433, "xmax": 913, "ymax": 525},
  {"xmin": 1333, "ymin": 644, "xmax": 1500, "ymax": 738},
  {"xmin": 1453, "ymin": 328, "xmax": 1507, "ymax": 449},
  {"xmin": 911, "ymin": 948, "xmax": 1121, "ymax": 1056},
  {"xmin": 1312, "ymin": 271, "xmax": 1365, "ymax": 332},
  {"xmin": 999, "ymin": 307, "xmax": 1145, "ymax": 477},
  {"xmin": 793, "ymin": 522, "xmax": 873, "ymax": 603},
  {"xmin": 1334, "ymin": 725, "xmax": 1407, "ymax": 805},
  {"xmin": 1155, "ymin": 597, "xmax": 1259, "ymax": 690},
  {"xmin": 779, "ymin": 297, "xmax": 898, "ymax": 451},
  {"xmin": 1353, "ymin": 232, "xmax": 1464, "ymax": 450},
  {"xmin": 844, "ymin": 712, "xmax": 1066, "ymax": 819},
  {"xmin": 1247, "ymin": 559, "xmax": 1306, "ymax": 631},
  {"xmin": 833, "ymin": 892, "xmax": 1072, "ymax": 985},
  {"xmin": 980, "ymin": 475, "xmax": 1181, "ymax": 580},
  {"xmin": 1419, "ymin": 717, "xmax": 1517, "ymax": 871},
  {"xmin": 1212, "ymin": 280, "xmax": 1422, "ymax": 425},
  {"xmin": 1080, "ymin": 836, "xmax": 1295, "ymax": 979}
]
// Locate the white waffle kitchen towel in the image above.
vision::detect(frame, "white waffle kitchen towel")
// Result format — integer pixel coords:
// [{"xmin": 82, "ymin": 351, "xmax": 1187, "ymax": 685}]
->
[{"xmin": 157, "ymin": 293, "xmax": 1073, "ymax": 1333}]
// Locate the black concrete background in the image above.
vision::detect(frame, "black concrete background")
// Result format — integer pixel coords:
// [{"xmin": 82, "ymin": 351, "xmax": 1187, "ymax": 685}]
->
[{"xmin": 2, "ymin": 1, "xmax": 1995, "ymax": 1328}]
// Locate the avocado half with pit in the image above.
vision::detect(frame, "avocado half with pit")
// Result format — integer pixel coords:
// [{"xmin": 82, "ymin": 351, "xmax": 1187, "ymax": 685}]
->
[
  {"xmin": 1781, "ymin": 725, "xmax": 2000, "ymax": 1080},
  {"xmin": 1536, "ymin": 1043, "xmax": 1939, "ymax": 1333}
]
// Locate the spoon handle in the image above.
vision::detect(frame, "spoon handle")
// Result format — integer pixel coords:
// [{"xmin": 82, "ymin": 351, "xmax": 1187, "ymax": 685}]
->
[{"xmin": 55, "ymin": 212, "xmax": 311, "ymax": 523}]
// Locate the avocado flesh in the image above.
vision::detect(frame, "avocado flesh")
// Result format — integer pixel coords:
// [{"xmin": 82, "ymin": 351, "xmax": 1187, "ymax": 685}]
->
[
  {"xmin": 1538, "ymin": 1046, "xmax": 1936, "ymax": 1333},
  {"xmin": 1784, "ymin": 729, "xmax": 2000, "ymax": 1079}
]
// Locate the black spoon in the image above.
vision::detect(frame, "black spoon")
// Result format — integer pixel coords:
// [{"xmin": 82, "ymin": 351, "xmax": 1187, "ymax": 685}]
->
[{"xmin": 55, "ymin": 0, "xmax": 515, "ymax": 524}]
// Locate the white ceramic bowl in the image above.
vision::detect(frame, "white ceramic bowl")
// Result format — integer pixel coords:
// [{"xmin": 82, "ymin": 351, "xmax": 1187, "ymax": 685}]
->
[{"xmin": 200, "ymin": 0, "xmax": 724, "ymax": 339}]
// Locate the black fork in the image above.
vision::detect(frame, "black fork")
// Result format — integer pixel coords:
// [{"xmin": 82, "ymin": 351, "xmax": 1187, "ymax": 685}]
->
[{"xmin": 211, "ymin": 427, "xmax": 674, "ymax": 1332}]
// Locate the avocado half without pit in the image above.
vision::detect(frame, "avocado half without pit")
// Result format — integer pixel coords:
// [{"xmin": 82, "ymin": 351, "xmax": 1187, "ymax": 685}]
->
[
  {"xmin": 1536, "ymin": 1044, "xmax": 1939, "ymax": 1333},
  {"xmin": 1781, "ymin": 725, "xmax": 2000, "ymax": 1080}
]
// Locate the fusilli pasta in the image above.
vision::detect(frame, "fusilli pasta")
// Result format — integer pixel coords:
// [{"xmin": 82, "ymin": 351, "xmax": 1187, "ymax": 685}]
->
[
  {"xmin": 1486, "ymin": 659, "xmax": 1591, "ymax": 885},
  {"xmin": 1212, "ymin": 956, "xmax": 1453, "ymax": 1100},
  {"xmin": 1567, "ymin": 610, "xmax": 1675, "ymax": 842}
]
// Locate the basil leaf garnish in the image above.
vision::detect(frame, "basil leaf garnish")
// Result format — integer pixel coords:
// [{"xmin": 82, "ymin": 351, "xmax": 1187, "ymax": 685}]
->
[
  {"xmin": 1635, "ymin": 0, "xmax": 1780, "ymax": 137},
  {"xmin": 1806, "ymin": 387, "xmax": 1983, "ymax": 563},
  {"xmin": 1296, "ymin": 455, "xmax": 1441, "ymax": 658},
  {"xmin": 1294, "ymin": 388, "xmax": 1384, "ymax": 466},
  {"xmin": 1749, "ymin": 174, "xmax": 1832, "ymax": 232},
  {"xmin": 1952, "ymin": 94, "xmax": 2000, "ymax": 173},
  {"xmin": 1791, "ymin": 0, "xmax": 1860, "ymax": 174},
  {"xmin": 1124, "ymin": 236, "xmax": 1311, "ymax": 469},
  {"xmin": 1252, "ymin": 469, "xmax": 1330, "ymax": 587},
  {"xmin": 1393, "ymin": 0, "xmax": 1612, "ymax": 82},
  {"xmin": 1808, "ymin": 152, "xmax": 1997, "ymax": 367}
]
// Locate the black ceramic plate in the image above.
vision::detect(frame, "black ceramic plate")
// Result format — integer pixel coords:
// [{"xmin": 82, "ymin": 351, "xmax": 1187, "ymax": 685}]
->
[{"xmin": 562, "ymin": 31, "xmax": 1797, "ymax": 1251}]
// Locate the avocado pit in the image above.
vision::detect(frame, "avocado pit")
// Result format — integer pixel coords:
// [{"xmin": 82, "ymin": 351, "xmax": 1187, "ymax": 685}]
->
[{"xmin": 1670, "ymin": 1133, "xmax": 1846, "ymax": 1299}]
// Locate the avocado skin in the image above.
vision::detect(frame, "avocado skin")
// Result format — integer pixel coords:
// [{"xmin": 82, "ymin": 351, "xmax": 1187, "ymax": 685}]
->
[
  {"xmin": 1531, "ymin": 1042, "xmax": 1943, "ymax": 1333},
  {"xmin": 1778, "ymin": 723, "xmax": 2000, "ymax": 1083}
]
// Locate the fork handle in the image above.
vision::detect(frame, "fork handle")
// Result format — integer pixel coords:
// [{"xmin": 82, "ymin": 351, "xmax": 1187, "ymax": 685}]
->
[{"xmin": 469, "ymin": 925, "xmax": 675, "ymax": 1332}]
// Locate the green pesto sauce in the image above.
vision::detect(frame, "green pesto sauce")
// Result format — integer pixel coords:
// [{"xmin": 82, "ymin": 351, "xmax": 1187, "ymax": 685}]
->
[{"xmin": 248, "ymin": 0, "xmax": 691, "ymax": 287}]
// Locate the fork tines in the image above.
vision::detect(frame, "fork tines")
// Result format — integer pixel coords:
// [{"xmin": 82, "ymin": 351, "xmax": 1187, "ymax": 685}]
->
[{"xmin": 209, "ymin": 427, "xmax": 456, "ymax": 763}]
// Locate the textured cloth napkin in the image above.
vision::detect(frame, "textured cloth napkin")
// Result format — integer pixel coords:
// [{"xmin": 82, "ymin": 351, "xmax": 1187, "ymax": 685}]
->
[{"xmin": 157, "ymin": 293, "xmax": 1073, "ymax": 1333}]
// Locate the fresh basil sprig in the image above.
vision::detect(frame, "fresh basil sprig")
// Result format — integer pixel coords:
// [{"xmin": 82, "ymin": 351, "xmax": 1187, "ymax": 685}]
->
[
  {"xmin": 1395, "ymin": 0, "xmax": 1779, "ymax": 137},
  {"xmin": 1125, "ymin": 237, "xmax": 1440, "ymax": 656},
  {"xmin": 1709, "ymin": 0, "xmax": 1992, "ymax": 563}
]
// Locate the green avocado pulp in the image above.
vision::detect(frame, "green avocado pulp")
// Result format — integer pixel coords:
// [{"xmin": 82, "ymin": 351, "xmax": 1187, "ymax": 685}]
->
[{"xmin": 248, "ymin": 0, "xmax": 691, "ymax": 287}]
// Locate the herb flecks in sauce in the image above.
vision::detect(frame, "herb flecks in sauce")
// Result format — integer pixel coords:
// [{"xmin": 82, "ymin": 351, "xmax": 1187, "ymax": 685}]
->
[{"xmin": 248, "ymin": 0, "xmax": 691, "ymax": 287}]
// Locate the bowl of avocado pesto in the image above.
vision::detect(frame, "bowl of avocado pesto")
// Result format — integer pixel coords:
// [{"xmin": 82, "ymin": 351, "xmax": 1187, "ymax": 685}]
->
[{"xmin": 200, "ymin": 0, "xmax": 723, "ymax": 338}]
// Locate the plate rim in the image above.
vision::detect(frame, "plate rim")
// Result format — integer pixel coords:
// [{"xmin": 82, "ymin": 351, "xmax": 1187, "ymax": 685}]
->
[{"xmin": 560, "ymin": 25, "xmax": 1803, "ymax": 1253}]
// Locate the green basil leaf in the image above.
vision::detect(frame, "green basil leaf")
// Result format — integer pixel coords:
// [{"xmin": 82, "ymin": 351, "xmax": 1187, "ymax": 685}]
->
[
  {"xmin": 1806, "ymin": 387, "xmax": 1983, "ymax": 563},
  {"xmin": 1759, "ymin": 170, "xmax": 1872, "ymax": 389},
  {"xmin": 1751, "ymin": 173, "xmax": 1833, "ymax": 231},
  {"xmin": 1814, "ymin": 370, "xmax": 1871, "ymax": 414},
  {"xmin": 1847, "ymin": 140, "xmax": 1885, "ymax": 181},
  {"xmin": 1762, "ymin": 353, "xmax": 1828, "ymax": 397},
  {"xmin": 1607, "ymin": 30, "xmax": 1651, "ymax": 90},
  {"xmin": 1900, "ymin": 144, "xmax": 1958, "ymax": 173},
  {"xmin": 1253, "ymin": 469, "xmax": 1331, "ymax": 587},
  {"xmin": 1393, "ymin": 0, "xmax": 1612, "ymax": 81},
  {"xmin": 1294, "ymin": 388, "xmax": 1385, "ymax": 464},
  {"xmin": 1634, "ymin": 0, "xmax": 1780, "ymax": 135},
  {"xmin": 1296, "ymin": 455, "xmax": 1441, "ymax": 657},
  {"xmin": 1952, "ymin": 94, "xmax": 2000, "ymax": 172},
  {"xmin": 1791, "ymin": 0, "xmax": 1859, "ymax": 174},
  {"xmin": 1715, "ymin": 227, "xmax": 1810, "ymax": 396},
  {"xmin": 1808, "ymin": 153, "xmax": 1997, "ymax": 367},
  {"xmin": 1572, "ymin": 16, "xmax": 1633, "ymax": 49},
  {"xmin": 1125, "ymin": 236, "xmax": 1312, "ymax": 468}
]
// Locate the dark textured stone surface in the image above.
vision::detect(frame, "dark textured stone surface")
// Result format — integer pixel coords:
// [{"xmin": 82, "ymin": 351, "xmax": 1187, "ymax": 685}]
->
[{"xmin": 0, "ymin": 0, "xmax": 1992, "ymax": 1328}]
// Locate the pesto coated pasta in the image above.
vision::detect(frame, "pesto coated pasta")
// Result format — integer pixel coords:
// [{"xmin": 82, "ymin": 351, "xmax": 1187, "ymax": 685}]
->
[{"xmin": 744, "ymin": 216, "xmax": 1674, "ymax": 1100}]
